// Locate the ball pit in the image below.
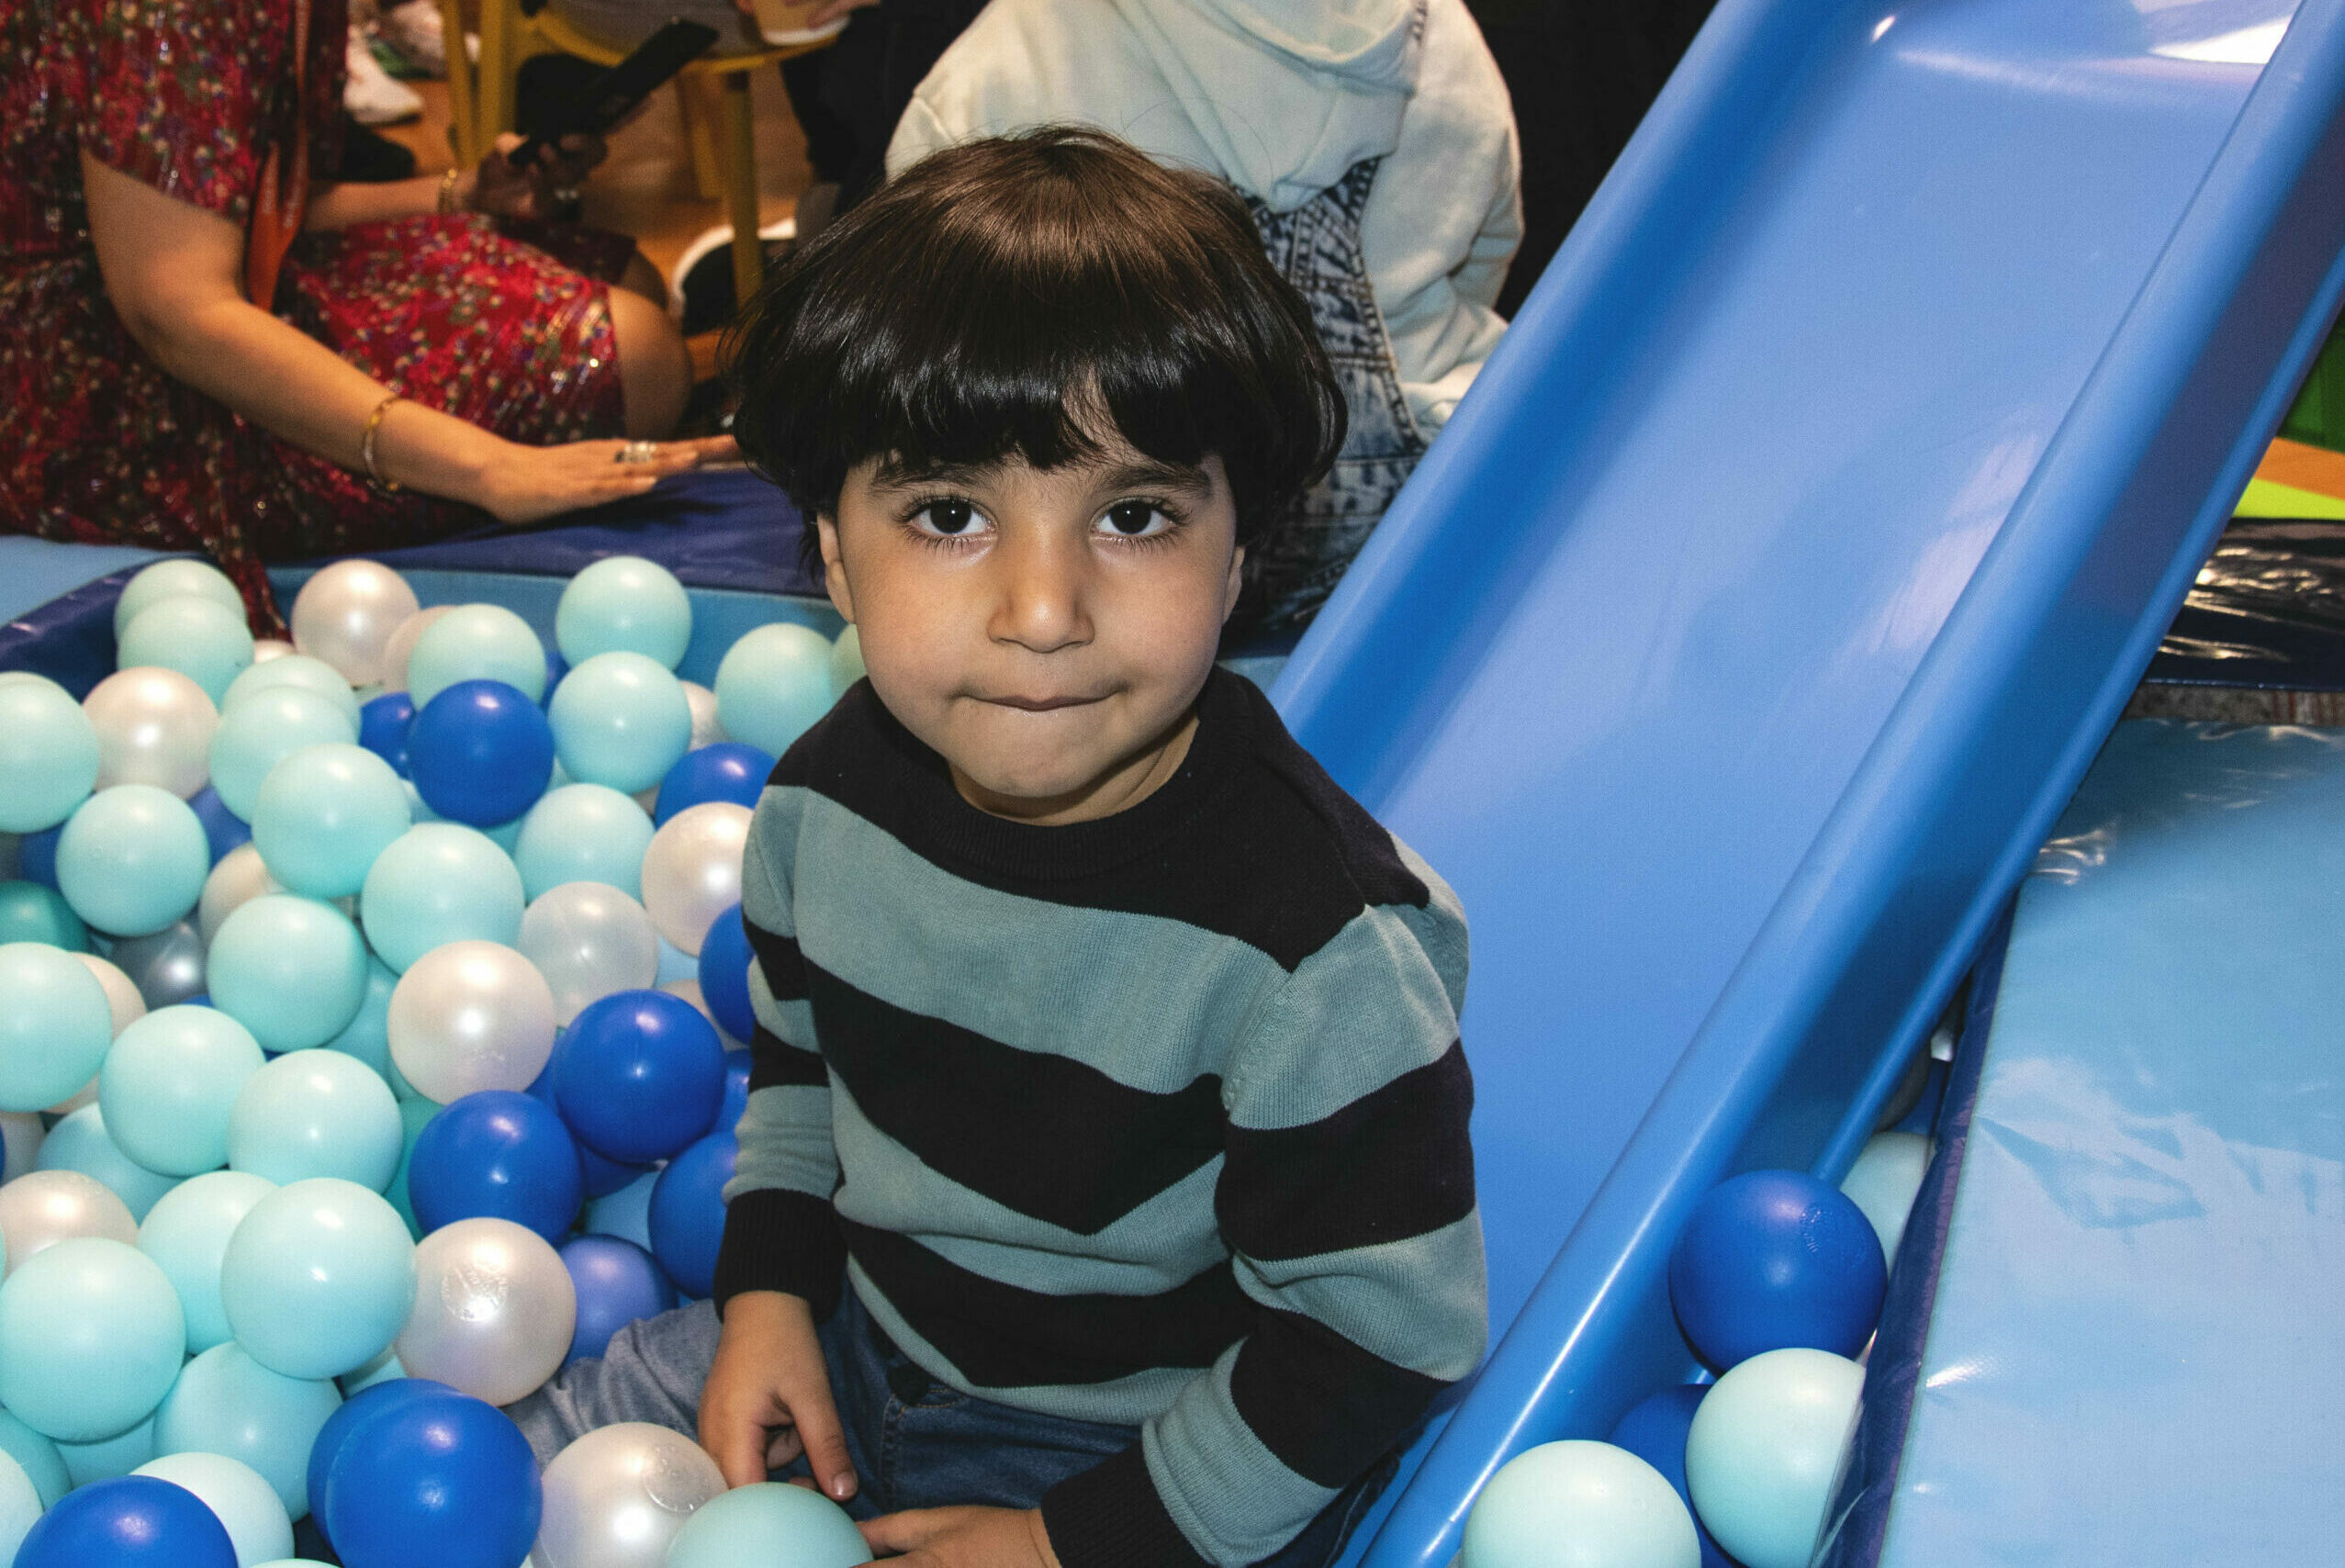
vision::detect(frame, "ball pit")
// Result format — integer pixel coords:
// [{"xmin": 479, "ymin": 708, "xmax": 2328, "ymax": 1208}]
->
[{"xmin": 0, "ymin": 561, "xmax": 871, "ymax": 1562}]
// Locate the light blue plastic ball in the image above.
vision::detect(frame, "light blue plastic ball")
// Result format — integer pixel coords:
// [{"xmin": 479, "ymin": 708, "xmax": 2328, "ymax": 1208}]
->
[
  {"xmin": 555, "ymin": 555, "xmax": 693, "ymax": 669},
  {"xmin": 136, "ymin": 1450, "xmax": 296, "ymax": 1565},
  {"xmin": 0, "ymin": 1238, "xmax": 185, "ymax": 1442},
  {"xmin": 0, "ymin": 677, "xmax": 99, "ymax": 834},
  {"xmin": 406, "ymin": 605, "xmax": 547, "ymax": 709},
  {"xmin": 547, "ymin": 652, "xmax": 694, "ymax": 794},
  {"xmin": 151, "ymin": 1343, "xmax": 342, "ymax": 1520},
  {"xmin": 55, "ymin": 785, "xmax": 210, "ymax": 937},
  {"xmin": 251, "ymin": 744, "xmax": 410, "ymax": 900},
  {"xmin": 99, "ymin": 1004, "xmax": 268, "ymax": 1175},
  {"xmin": 1684, "ymin": 1349, "xmax": 1866, "ymax": 1568},
  {"xmin": 322, "ymin": 958, "xmax": 399, "ymax": 1079},
  {"xmin": 0, "ymin": 1406, "xmax": 71, "ymax": 1508},
  {"xmin": 357, "ymin": 823, "xmax": 526, "ymax": 972},
  {"xmin": 208, "ymin": 895, "xmax": 370, "ymax": 1052},
  {"xmin": 219, "ymin": 1178, "xmax": 416, "ymax": 1381},
  {"xmin": 665, "ymin": 1481, "xmax": 870, "ymax": 1568},
  {"xmin": 208, "ymin": 689, "xmax": 358, "ymax": 823},
  {"xmin": 1841, "ymin": 1131, "xmax": 1932, "ymax": 1268},
  {"xmin": 114, "ymin": 560, "xmax": 243, "ymax": 641},
  {"xmin": 1463, "ymin": 1440, "xmax": 1700, "ymax": 1568},
  {"xmin": 582, "ymin": 1167, "xmax": 657, "ymax": 1251},
  {"xmin": 829, "ymin": 623, "xmax": 865, "ymax": 698},
  {"xmin": 55, "ymin": 1414, "xmax": 155, "ymax": 1486},
  {"xmin": 228, "ymin": 1050, "xmax": 403, "ymax": 1191},
  {"xmin": 712, "ymin": 622, "xmax": 836, "ymax": 758},
  {"xmin": 137, "ymin": 1170, "xmax": 278, "ymax": 1353},
  {"xmin": 222, "ymin": 655, "xmax": 361, "ymax": 728},
  {"xmin": 511, "ymin": 784, "xmax": 654, "ymax": 901},
  {"xmin": 118, "ymin": 597, "xmax": 255, "ymax": 708},
  {"xmin": 38, "ymin": 1104, "xmax": 179, "ymax": 1222},
  {"xmin": 0, "ymin": 940, "xmax": 114, "ymax": 1112}
]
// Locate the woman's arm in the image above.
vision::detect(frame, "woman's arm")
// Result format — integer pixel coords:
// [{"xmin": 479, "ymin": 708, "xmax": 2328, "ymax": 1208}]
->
[
  {"xmin": 81, "ymin": 151, "xmax": 709, "ymax": 520},
  {"xmin": 303, "ymin": 133, "xmax": 602, "ymax": 231}
]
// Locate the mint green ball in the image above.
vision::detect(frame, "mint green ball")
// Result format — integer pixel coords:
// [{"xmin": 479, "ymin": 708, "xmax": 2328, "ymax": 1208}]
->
[
  {"xmin": 227, "ymin": 1049, "xmax": 402, "ymax": 1191},
  {"xmin": 223, "ymin": 655, "xmax": 361, "ymax": 728},
  {"xmin": 114, "ymin": 560, "xmax": 242, "ymax": 640},
  {"xmin": 666, "ymin": 1482, "xmax": 871, "ymax": 1568},
  {"xmin": 209, "ymin": 689, "xmax": 359, "ymax": 822},
  {"xmin": 0, "ymin": 940, "xmax": 113, "ymax": 1112},
  {"xmin": 118, "ymin": 596, "xmax": 255, "ymax": 708},
  {"xmin": 208, "ymin": 895, "xmax": 370, "ymax": 1053},
  {"xmin": 548, "ymin": 651, "xmax": 694, "ymax": 794},
  {"xmin": 407, "ymin": 604, "xmax": 546, "ymax": 708},
  {"xmin": 1684, "ymin": 1349, "xmax": 1865, "ymax": 1568},
  {"xmin": 251, "ymin": 744, "xmax": 410, "ymax": 901},
  {"xmin": 99, "ymin": 1004, "xmax": 267, "ymax": 1175},
  {"xmin": 555, "ymin": 554, "xmax": 692, "ymax": 669},
  {"xmin": 357, "ymin": 823, "xmax": 525, "ymax": 972},
  {"xmin": 55, "ymin": 785, "xmax": 209, "ymax": 937},
  {"xmin": 0, "ymin": 880, "xmax": 87, "ymax": 951},
  {"xmin": 138, "ymin": 1170, "xmax": 278, "ymax": 1354},
  {"xmin": 0, "ymin": 676, "xmax": 99, "ymax": 834},
  {"xmin": 512, "ymin": 783, "xmax": 653, "ymax": 901},
  {"xmin": 712, "ymin": 622, "xmax": 835, "ymax": 757},
  {"xmin": 0, "ymin": 1238, "xmax": 185, "ymax": 1442}
]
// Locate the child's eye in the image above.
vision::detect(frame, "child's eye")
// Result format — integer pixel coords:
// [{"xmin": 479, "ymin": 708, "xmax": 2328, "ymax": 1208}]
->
[
  {"xmin": 1096, "ymin": 500, "xmax": 1175, "ymax": 539},
  {"xmin": 907, "ymin": 498, "xmax": 990, "ymax": 538}
]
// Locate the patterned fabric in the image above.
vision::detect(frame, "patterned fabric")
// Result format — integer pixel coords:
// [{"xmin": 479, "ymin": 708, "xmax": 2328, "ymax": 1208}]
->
[
  {"xmin": 1243, "ymin": 158, "xmax": 1428, "ymax": 634},
  {"xmin": 715, "ymin": 668, "xmax": 1486, "ymax": 1568},
  {"xmin": 0, "ymin": 0, "xmax": 632, "ymax": 631}
]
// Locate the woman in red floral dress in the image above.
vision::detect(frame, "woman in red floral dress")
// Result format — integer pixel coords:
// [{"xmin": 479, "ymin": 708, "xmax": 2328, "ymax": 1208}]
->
[{"xmin": 0, "ymin": 0, "xmax": 734, "ymax": 627}]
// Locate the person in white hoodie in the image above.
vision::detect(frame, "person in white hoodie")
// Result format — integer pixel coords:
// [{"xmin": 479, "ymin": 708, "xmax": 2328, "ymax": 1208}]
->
[{"xmin": 888, "ymin": 0, "xmax": 1520, "ymax": 634}]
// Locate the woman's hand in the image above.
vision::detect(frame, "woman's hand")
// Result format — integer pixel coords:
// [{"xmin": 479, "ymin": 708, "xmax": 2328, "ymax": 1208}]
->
[
  {"xmin": 861, "ymin": 1507, "xmax": 1063, "ymax": 1568},
  {"xmin": 473, "ymin": 434, "xmax": 736, "ymax": 525},
  {"xmin": 469, "ymin": 131, "xmax": 608, "ymax": 221}
]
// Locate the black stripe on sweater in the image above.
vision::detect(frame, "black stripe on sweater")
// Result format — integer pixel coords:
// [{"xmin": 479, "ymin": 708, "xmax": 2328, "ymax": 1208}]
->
[
  {"xmin": 844, "ymin": 1218, "xmax": 1253, "ymax": 1388},
  {"xmin": 810, "ymin": 961, "xmax": 1226, "ymax": 1237},
  {"xmin": 1217, "ymin": 1040, "xmax": 1476, "ymax": 1262},
  {"xmin": 1228, "ymin": 1307, "xmax": 1449, "ymax": 1488},
  {"xmin": 774, "ymin": 673, "xmax": 1431, "ymax": 971},
  {"xmin": 713, "ymin": 1187, "xmax": 847, "ymax": 1316},
  {"xmin": 746, "ymin": 1023, "xmax": 826, "ymax": 1092},
  {"xmin": 745, "ymin": 922, "xmax": 809, "ymax": 1002}
]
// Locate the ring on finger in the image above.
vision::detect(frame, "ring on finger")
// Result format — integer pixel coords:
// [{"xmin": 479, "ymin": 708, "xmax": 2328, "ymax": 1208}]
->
[
  {"xmin": 552, "ymin": 186, "xmax": 583, "ymax": 206},
  {"xmin": 616, "ymin": 440, "xmax": 659, "ymax": 465}
]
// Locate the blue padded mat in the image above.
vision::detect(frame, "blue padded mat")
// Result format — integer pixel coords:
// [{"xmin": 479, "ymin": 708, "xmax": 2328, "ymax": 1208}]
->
[{"xmin": 1866, "ymin": 720, "xmax": 2345, "ymax": 1567}]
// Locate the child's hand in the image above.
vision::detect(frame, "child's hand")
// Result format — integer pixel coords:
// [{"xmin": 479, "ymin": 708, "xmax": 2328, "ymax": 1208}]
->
[
  {"xmin": 696, "ymin": 1291, "xmax": 858, "ymax": 1499},
  {"xmin": 860, "ymin": 1506, "xmax": 1063, "ymax": 1568}
]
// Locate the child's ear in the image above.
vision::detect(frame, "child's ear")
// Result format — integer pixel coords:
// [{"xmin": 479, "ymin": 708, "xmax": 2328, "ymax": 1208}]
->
[
  {"xmin": 816, "ymin": 513, "xmax": 856, "ymax": 624},
  {"xmin": 1221, "ymin": 543, "xmax": 1246, "ymax": 624}
]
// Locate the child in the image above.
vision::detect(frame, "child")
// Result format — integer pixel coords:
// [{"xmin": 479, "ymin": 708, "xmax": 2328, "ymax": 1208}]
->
[{"xmin": 511, "ymin": 129, "xmax": 1484, "ymax": 1568}]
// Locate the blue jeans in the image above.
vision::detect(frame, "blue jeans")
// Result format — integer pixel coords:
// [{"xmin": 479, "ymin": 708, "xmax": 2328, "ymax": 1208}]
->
[{"xmin": 509, "ymin": 1287, "xmax": 1398, "ymax": 1568}]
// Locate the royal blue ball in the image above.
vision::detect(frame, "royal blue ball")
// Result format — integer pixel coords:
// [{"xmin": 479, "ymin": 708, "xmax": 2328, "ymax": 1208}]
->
[
  {"xmin": 653, "ymin": 743, "xmax": 775, "ymax": 827},
  {"xmin": 525, "ymin": 1043, "xmax": 650, "ymax": 1200},
  {"xmin": 554, "ymin": 990, "xmax": 724, "ymax": 1164},
  {"xmin": 17, "ymin": 824, "xmax": 60, "ymax": 890},
  {"xmin": 187, "ymin": 785, "xmax": 252, "ymax": 863},
  {"xmin": 15, "ymin": 1474, "xmax": 238, "ymax": 1568},
  {"xmin": 1609, "ymin": 1384, "xmax": 1735, "ymax": 1568},
  {"xmin": 406, "ymin": 679, "xmax": 554, "ymax": 828},
  {"xmin": 320, "ymin": 1389, "xmax": 540, "ymax": 1568},
  {"xmin": 409, "ymin": 1090, "xmax": 583, "ymax": 1246},
  {"xmin": 359, "ymin": 692, "xmax": 416, "ymax": 777},
  {"xmin": 560, "ymin": 1234, "xmax": 679, "ymax": 1364},
  {"xmin": 1668, "ymin": 1170, "xmax": 1887, "ymax": 1368},
  {"xmin": 719, "ymin": 1048, "xmax": 750, "ymax": 1136},
  {"xmin": 648, "ymin": 1131, "xmax": 735, "ymax": 1300},
  {"xmin": 697, "ymin": 902, "xmax": 755, "ymax": 1044},
  {"xmin": 305, "ymin": 1378, "xmax": 462, "ymax": 1540}
]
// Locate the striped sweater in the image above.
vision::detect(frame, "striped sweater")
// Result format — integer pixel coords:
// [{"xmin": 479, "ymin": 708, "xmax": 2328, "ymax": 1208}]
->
[{"xmin": 712, "ymin": 667, "xmax": 1484, "ymax": 1568}]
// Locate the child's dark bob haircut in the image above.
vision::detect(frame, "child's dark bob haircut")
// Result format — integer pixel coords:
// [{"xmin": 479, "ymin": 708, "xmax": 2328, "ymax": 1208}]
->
[{"xmin": 722, "ymin": 127, "xmax": 1346, "ymax": 556}]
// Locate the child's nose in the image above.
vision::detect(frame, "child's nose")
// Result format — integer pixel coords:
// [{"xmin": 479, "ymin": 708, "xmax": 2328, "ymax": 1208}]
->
[{"xmin": 988, "ymin": 533, "xmax": 1092, "ymax": 654}]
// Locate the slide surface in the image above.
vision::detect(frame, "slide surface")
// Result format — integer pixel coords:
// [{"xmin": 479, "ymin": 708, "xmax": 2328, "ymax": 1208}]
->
[{"xmin": 1268, "ymin": 2, "xmax": 2345, "ymax": 1563}]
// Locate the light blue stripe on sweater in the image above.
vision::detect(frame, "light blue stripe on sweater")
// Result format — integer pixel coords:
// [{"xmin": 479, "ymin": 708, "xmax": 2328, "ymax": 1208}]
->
[
  {"xmin": 1145, "ymin": 1345, "xmax": 1335, "ymax": 1567},
  {"xmin": 1233, "ymin": 1212, "xmax": 1487, "ymax": 1380},
  {"xmin": 726, "ymin": 1083, "xmax": 836, "ymax": 1202}
]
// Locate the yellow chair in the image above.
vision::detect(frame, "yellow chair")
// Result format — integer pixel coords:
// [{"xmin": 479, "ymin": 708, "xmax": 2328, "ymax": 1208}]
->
[{"xmin": 439, "ymin": 0, "xmax": 832, "ymax": 307}]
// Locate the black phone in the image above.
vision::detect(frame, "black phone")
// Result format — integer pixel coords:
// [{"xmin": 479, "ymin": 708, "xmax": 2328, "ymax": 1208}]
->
[{"xmin": 506, "ymin": 18, "xmax": 722, "ymax": 172}]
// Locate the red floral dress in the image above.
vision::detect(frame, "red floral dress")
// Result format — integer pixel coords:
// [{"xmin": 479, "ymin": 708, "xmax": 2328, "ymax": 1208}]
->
[{"xmin": 0, "ymin": 0, "xmax": 633, "ymax": 628}]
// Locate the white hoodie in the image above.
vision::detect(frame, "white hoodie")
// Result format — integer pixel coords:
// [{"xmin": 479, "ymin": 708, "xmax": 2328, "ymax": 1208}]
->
[{"xmin": 886, "ymin": 0, "xmax": 1521, "ymax": 437}]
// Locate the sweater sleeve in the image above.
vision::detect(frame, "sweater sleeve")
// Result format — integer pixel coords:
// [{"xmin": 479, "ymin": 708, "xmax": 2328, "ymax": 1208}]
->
[
  {"xmin": 712, "ymin": 787, "xmax": 847, "ymax": 1317},
  {"xmin": 1041, "ymin": 846, "xmax": 1485, "ymax": 1567}
]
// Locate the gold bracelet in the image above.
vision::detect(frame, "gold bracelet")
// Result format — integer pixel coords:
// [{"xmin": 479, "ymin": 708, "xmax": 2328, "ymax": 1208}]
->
[
  {"xmin": 437, "ymin": 166, "xmax": 464, "ymax": 217},
  {"xmin": 362, "ymin": 393, "xmax": 404, "ymax": 493}
]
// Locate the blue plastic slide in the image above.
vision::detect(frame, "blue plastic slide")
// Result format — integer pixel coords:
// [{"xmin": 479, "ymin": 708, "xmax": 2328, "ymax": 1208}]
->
[{"xmin": 1270, "ymin": 2, "xmax": 2345, "ymax": 1564}]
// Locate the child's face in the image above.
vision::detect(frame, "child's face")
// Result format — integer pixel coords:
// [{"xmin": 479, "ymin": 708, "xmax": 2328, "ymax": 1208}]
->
[{"xmin": 817, "ymin": 439, "xmax": 1243, "ymax": 825}]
